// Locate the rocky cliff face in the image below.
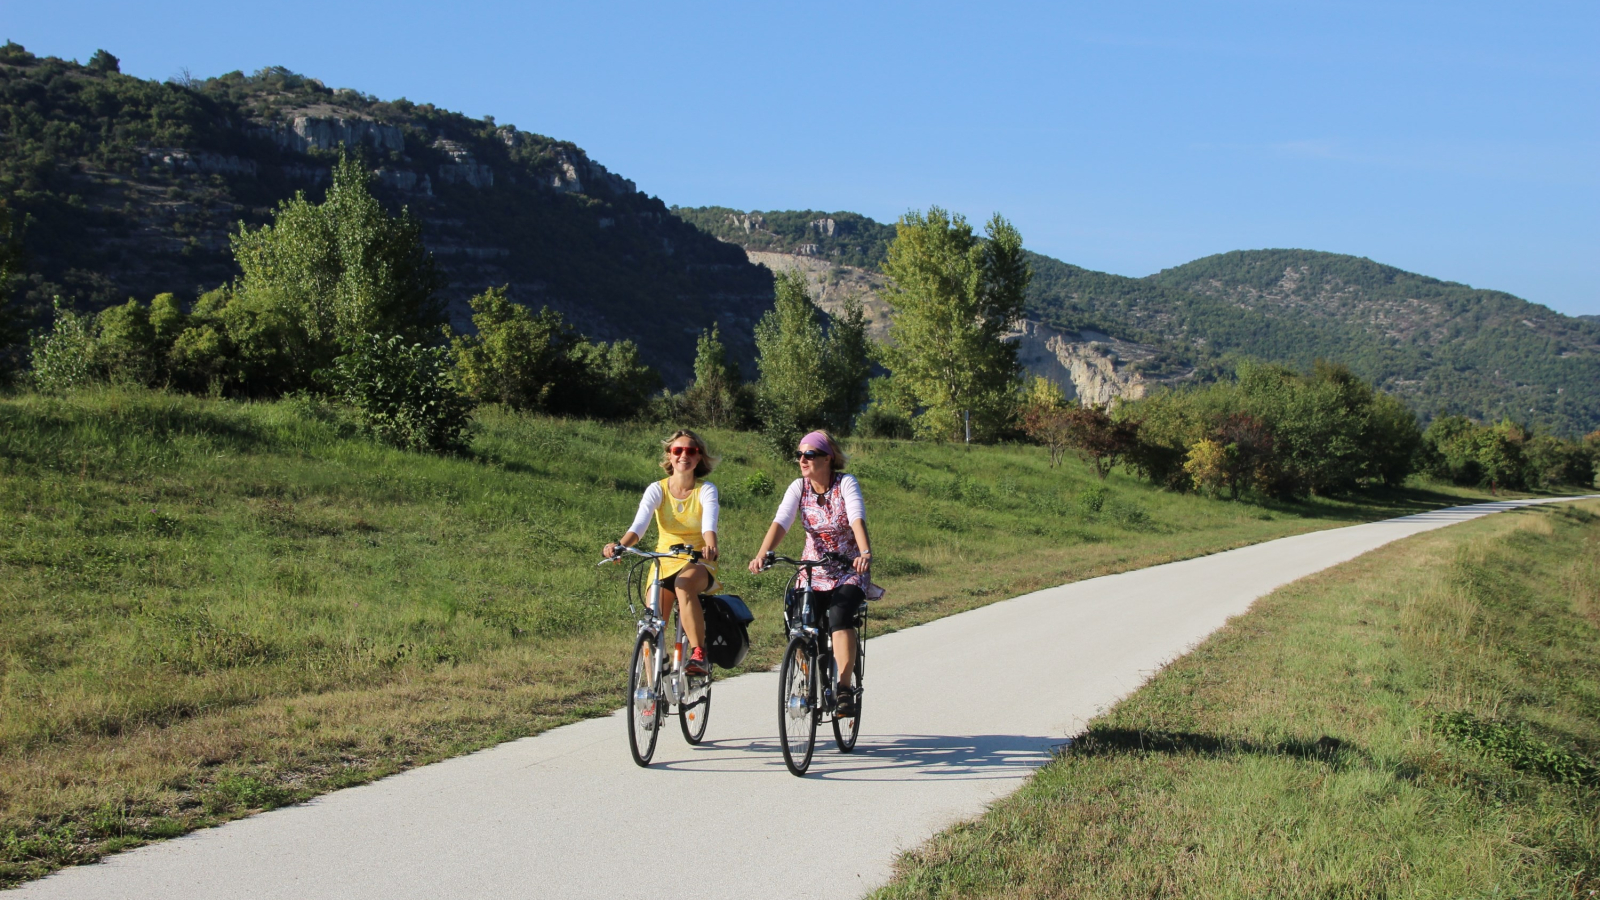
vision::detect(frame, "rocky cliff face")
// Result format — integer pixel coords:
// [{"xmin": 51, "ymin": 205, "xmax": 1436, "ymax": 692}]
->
[
  {"xmin": 1009, "ymin": 320, "xmax": 1193, "ymax": 406},
  {"xmin": 266, "ymin": 111, "xmax": 406, "ymax": 154},
  {"xmin": 5, "ymin": 55, "xmax": 773, "ymax": 388},
  {"xmin": 746, "ymin": 251, "xmax": 892, "ymax": 340}
]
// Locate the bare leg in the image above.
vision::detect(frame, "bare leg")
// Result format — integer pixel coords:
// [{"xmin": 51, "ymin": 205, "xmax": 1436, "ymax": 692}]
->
[{"xmin": 672, "ymin": 563, "xmax": 710, "ymax": 649}]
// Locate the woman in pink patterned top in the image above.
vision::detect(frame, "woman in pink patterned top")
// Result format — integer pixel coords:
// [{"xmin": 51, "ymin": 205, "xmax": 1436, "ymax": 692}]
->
[{"xmin": 747, "ymin": 430, "xmax": 872, "ymax": 717}]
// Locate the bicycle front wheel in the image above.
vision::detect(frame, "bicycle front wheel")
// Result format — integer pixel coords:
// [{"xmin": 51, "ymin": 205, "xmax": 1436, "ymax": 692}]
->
[
  {"xmin": 627, "ymin": 631, "xmax": 663, "ymax": 767},
  {"xmin": 778, "ymin": 635, "xmax": 818, "ymax": 776}
]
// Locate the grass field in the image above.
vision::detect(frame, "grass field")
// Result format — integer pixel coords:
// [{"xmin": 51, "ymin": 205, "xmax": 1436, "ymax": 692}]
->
[
  {"xmin": 874, "ymin": 500, "xmax": 1600, "ymax": 899},
  {"xmin": 0, "ymin": 387, "xmax": 1505, "ymax": 886}
]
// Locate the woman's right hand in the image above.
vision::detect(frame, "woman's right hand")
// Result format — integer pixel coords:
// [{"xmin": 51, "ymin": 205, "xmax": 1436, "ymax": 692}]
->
[
  {"xmin": 604, "ymin": 542, "xmax": 620, "ymax": 559},
  {"xmin": 747, "ymin": 555, "xmax": 767, "ymax": 575}
]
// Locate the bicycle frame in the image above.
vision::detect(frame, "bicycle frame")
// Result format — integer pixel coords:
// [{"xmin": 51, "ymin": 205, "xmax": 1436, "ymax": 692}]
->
[
  {"xmin": 609, "ymin": 546, "xmax": 705, "ymax": 715},
  {"xmin": 775, "ymin": 556, "xmax": 852, "ymax": 716}
]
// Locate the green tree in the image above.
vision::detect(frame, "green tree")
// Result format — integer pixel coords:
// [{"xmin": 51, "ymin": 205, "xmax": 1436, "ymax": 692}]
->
[
  {"xmin": 822, "ymin": 295, "xmax": 872, "ymax": 432},
  {"xmin": 452, "ymin": 285, "xmax": 658, "ymax": 420},
  {"xmin": 567, "ymin": 337, "xmax": 658, "ymax": 420},
  {"xmin": 753, "ymin": 272, "xmax": 871, "ymax": 449},
  {"xmin": 94, "ymin": 298, "xmax": 158, "ymax": 385},
  {"xmin": 27, "ymin": 299, "xmax": 97, "ymax": 393},
  {"xmin": 86, "ymin": 49, "xmax": 120, "ymax": 74},
  {"xmin": 1363, "ymin": 391, "xmax": 1423, "ymax": 488},
  {"xmin": 230, "ymin": 153, "xmax": 444, "ymax": 380},
  {"xmin": 681, "ymin": 323, "xmax": 749, "ymax": 429},
  {"xmin": 880, "ymin": 207, "xmax": 1029, "ymax": 441},
  {"xmin": 453, "ymin": 286, "xmax": 582, "ymax": 411}
]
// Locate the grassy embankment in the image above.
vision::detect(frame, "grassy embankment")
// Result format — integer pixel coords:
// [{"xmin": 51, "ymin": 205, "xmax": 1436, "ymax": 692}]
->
[
  {"xmin": 876, "ymin": 500, "xmax": 1600, "ymax": 899},
  {"xmin": 0, "ymin": 387, "xmax": 1500, "ymax": 886}
]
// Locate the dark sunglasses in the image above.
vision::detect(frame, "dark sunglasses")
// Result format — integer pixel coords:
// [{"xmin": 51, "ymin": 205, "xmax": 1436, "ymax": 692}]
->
[
  {"xmin": 795, "ymin": 449, "xmax": 828, "ymax": 461},
  {"xmin": 669, "ymin": 446, "xmax": 701, "ymax": 456}
]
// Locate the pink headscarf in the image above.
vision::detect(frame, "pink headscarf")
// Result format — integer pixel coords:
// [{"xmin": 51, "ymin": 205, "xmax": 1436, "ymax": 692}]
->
[{"xmin": 798, "ymin": 431, "xmax": 835, "ymax": 459}]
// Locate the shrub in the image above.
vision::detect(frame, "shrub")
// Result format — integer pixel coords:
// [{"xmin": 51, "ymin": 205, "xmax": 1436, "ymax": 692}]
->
[
  {"xmin": 332, "ymin": 334, "xmax": 474, "ymax": 454},
  {"xmin": 28, "ymin": 299, "xmax": 98, "ymax": 393},
  {"xmin": 1183, "ymin": 438, "xmax": 1229, "ymax": 497},
  {"xmin": 94, "ymin": 298, "xmax": 159, "ymax": 385},
  {"xmin": 1060, "ymin": 404, "xmax": 1138, "ymax": 480},
  {"xmin": 453, "ymin": 286, "xmax": 657, "ymax": 420},
  {"xmin": 857, "ymin": 404, "xmax": 914, "ymax": 440},
  {"xmin": 1077, "ymin": 484, "xmax": 1110, "ymax": 514},
  {"xmin": 744, "ymin": 470, "xmax": 776, "ymax": 497}
]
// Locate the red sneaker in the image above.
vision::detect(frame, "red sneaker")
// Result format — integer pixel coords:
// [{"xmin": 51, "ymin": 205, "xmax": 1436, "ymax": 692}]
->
[{"xmin": 685, "ymin": 647, "xmax": 711, "ymax": 676}]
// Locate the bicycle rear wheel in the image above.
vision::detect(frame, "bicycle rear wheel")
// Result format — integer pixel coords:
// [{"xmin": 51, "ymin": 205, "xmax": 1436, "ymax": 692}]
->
[
  {"xmin": 832, "ymin": 638, "xmax": 863, "ymax": 752},
  {"xmin": 680, "ymin": 673, "xmax": 712, "ymax": 744},
  {"xmin": 778, "ymin": 635, "xmax": 818, "ymax": 776},
  {"xmin": 627, "ymin": 631, "xmax": 663, "ymax": 767}
]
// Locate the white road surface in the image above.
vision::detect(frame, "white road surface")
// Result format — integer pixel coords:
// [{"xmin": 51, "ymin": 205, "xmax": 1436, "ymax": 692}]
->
[{"xmin": 13, "ymin": 497, "xmax": 1594, "ymax": 899}]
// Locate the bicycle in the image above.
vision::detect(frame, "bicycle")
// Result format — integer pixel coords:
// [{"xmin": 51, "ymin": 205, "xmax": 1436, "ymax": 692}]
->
[
  {"xmin": 598, "ymin": 544, "xmax": 716, "ymax": 767},
  {"xmin": 761, "ymin": 551, "xmax": 867, "ymax": 776}
]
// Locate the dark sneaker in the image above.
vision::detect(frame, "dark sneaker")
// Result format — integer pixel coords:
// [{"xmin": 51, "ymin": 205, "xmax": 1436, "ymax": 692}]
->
[
  {"xmin": 835, "ymin": 686, "xmax": 858, "ymax": 718},
  {"xmin": 685, "ymin": 647, "xmax": 711, "ymax": 676}
]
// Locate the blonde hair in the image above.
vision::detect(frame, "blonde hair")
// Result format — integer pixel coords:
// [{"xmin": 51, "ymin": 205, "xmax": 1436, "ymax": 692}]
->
[
  {"xmin": 660, "ymin": 429, "xmax": 716, "ymax": 478},
  {"xmin": 800, "ymin": 430, "xmax": 847, "ymax": 472}
]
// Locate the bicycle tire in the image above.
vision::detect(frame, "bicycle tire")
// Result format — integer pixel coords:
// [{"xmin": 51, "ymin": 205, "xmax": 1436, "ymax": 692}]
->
[
  {"xmin": 778, "ymin": 635, "xmax": 818, "ymax": 776},
  {"xmin": 679, "ymin": 674, "xmax": 712, "ymax": 744},
  {"xmin": 832, "ymin": 637, "xmax": 863, "ymax": 752},
  {"xmin": 627, "ymin": 631, "xmax": 663, "ymax": 767}
]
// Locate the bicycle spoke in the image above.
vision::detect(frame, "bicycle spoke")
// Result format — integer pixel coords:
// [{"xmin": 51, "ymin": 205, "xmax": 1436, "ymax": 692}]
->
[
  {"xmin": 627, "ymin": 631, "xmax": 662, "ymax": 767},
  {"xmin": 778, "ymin": 636, "xmax": 817, "ymax": 775}
]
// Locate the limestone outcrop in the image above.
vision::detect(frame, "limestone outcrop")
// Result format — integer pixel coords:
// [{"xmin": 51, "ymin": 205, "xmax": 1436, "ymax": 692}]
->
[
  {"xmin": 542, "ymin": 148, "xmax": 636, "ymax": 196},
  {"xmin": 1009, "ymin": 320, "xmax": 1193, "ymax": 406},
  {"xmin": 143, "ymin": 149, "xmax": 258, "ymax": 177},
  {"xmin": 270, "ymin": 114, "xmax": 404, "ymax": 154}
]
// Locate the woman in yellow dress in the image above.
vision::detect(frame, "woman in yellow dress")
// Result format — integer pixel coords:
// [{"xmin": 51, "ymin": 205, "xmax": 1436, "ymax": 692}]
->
[{"xmin": 603, "ymin": 430, "xmax": 720, "ymax": 675}]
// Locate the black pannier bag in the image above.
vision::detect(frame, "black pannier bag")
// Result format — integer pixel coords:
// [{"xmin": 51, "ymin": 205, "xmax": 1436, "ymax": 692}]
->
[{"xmin": 701, "ymin": 594, "xmax": 754, "ymax": 669}]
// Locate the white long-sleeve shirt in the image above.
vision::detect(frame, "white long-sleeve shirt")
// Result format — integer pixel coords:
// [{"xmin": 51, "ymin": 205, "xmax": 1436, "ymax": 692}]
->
[
  {"xmin": 626, "ymin": 481, "xmax": 720, "ymax": 538},
  {"xmin": 772, "ymin": 474, "xmax": 865, "ymax": 531}
]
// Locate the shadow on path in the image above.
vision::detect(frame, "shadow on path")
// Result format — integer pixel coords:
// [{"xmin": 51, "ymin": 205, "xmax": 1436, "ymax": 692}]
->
[{"xmin": 653, "ymin": 733, "xmax": 1057, "ymax": 781}]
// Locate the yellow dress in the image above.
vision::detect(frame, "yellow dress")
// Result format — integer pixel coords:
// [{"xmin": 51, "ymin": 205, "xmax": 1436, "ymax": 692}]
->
[{"xmin": 653, "ymin": 478, "xmax": 719, "ymax": 589}]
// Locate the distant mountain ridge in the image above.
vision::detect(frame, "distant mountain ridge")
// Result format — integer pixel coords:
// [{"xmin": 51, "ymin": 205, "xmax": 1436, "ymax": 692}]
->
[
  {"xmin": 4, "ymin": 43, "xmax": 1593, "ymax": 430},
  {"xmin": 675, "ymin": 207, "xmax": 1600, "ymax": 435},
  {"xmin": 0, "ymin": 45, "xmax": 773, "ymax": 384}
]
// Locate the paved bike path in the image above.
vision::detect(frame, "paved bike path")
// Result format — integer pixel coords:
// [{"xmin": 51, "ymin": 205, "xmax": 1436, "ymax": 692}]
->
[{"xmin": 16, "ymin": 497, "xmax": 1593, "ymax": 900}]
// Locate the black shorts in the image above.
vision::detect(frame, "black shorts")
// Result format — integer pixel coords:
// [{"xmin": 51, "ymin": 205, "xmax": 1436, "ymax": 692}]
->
[
  {"xmin": 792, "ymin": 584, "xmax": 866, "ymax": 633},
  {"xmin": 656, "ymin": 566, "xmax": 708, "ymax": 593}
]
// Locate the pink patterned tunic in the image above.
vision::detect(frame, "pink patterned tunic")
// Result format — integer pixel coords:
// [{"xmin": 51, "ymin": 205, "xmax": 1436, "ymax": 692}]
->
[{"xmin": 799, "ymin": 474, "xmax": 865, "ymax": 591}]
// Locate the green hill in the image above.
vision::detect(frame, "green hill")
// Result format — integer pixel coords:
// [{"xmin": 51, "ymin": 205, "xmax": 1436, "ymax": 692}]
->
[
  {"xmin": 0, "ymin": 44, "xmax": 773, "ymax": 384},
  {"xmin": 674, "ymin": 206, "xmax": 1600, "ymax": 435}
]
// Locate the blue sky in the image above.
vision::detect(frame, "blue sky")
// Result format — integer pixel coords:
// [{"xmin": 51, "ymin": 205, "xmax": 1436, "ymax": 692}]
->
[{"xmin": 8, "ymin": 1, "xmax": 1598, "ymax": 315}]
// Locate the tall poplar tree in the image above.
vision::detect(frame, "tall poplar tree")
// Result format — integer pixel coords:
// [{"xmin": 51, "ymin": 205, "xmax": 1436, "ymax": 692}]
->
[
  {"xmin": 754, "ymin": 271, "xmax": 872, "ymax": 451},
  {"xmin": 880, "ymin": 206, "xmax": 1030, "ymax": 441}
]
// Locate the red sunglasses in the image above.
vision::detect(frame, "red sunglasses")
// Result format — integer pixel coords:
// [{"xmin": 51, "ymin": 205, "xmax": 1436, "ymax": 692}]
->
[{"xmin": 669, "ymin": 446, "xmax": 701, "ymax": 456}]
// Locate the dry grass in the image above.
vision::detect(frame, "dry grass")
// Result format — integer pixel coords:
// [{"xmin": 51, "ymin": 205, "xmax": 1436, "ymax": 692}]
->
[{"xmin": 874, "ymin": 501, "xmax": 1600, "ymax": 899}]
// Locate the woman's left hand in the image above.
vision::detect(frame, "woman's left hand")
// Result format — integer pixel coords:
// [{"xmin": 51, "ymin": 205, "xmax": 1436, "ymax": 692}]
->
[
  {"xmin": 702, "ymin": 539, "xmax": 719, "ymax": 562},
  {"xmin": 853, "ymin": 552, "xmax": 871, "ymax": 575}
]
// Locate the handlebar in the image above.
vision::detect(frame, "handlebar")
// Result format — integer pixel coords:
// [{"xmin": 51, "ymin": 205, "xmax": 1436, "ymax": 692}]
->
[
  {"xmin": 596, "ymin": 543, "xmax": 702, "ymax": 567},
  {"xmin": 760, "ymin": 550, "xmax": 851, "ymax": 572}
]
